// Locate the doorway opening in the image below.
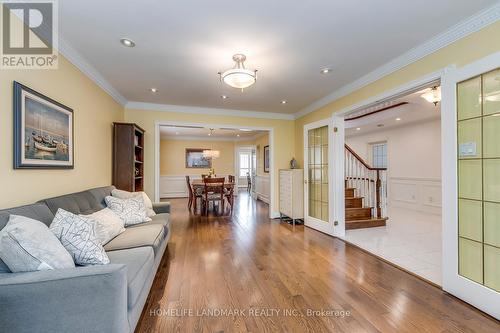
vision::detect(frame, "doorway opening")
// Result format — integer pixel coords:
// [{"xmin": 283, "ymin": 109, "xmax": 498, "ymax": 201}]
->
[
  {"xmin": 153, "ymin": 122, "xmax": 274, "ymax": 217},
  {"xmin": 342, "ymin": 85, "xmax": 443, "ymax": 285}
]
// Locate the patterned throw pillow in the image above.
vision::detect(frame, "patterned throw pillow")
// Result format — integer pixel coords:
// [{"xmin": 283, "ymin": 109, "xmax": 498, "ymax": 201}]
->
[
  {"xmin": 0, "ymin": 215, "xmax": 75, "ymax": 272},
  {"xmin": 105, "ymin": 195, "xmax": 152, "ymax": 226},
  {"xmin": 50, "ymin": 209, "xmax": 110, "ymax": 265},
  {"xmin": 81, "ymin": 208, "xmax": 125, "ymax": 245},
  {"xmin": 111, "ymin": 189, "xmax": 156, "ymax": 217}
]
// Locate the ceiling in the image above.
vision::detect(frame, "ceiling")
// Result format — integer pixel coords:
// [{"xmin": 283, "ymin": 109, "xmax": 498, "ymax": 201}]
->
[
  {"xmin": 59, "ymin": 1, "xmax": 498, "ymax": 114},
  {"xmin": 345, "ymin": 88, "xmax": 441, "ymax": 137},
  {"xmin": 160, "ymin": 125, "xmax": 267, "ymax": 141}
]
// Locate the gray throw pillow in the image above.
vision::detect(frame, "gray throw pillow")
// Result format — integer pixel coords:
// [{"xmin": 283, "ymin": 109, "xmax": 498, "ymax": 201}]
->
[
  {"xmin": 80, "ymin": 208, "xmax": 125, "ymax": 245},
  {"xmin": 105, "ymin": 195, "xmax": 152, "ymax": 226},
  {"xmin": 50, "ymin": 209, "xmax": 109, "ymax": 265},
  {"xmin": 0, "ymin": 215, "xmax": 75, "ymax": 272}
]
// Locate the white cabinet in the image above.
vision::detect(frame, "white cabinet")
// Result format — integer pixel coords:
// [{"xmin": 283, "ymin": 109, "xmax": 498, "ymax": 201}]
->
[{"xmin": 279, "ymin": 169, "xmax": 304, "ymax": 224}]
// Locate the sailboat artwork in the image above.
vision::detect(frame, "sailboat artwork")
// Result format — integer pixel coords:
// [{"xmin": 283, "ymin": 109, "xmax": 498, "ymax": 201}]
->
[{"xmin": 14, "ymin": 82, "xmax": 74, "ymax": 169}]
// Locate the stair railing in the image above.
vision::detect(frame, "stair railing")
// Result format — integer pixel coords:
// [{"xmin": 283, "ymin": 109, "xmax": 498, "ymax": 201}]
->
[{"xmin": 344, "ymin": 144, "xmax": 387, "ymax": 218}]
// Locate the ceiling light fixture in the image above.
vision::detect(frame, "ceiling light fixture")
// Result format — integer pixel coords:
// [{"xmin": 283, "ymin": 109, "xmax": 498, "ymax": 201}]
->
[
  {"xmin": 281, "ymin": 100, "xmax": 287, "ymax": 104},
  {"xmin": 150, "ymin": 88, "xmax": 157, "ymax": 93},
  {"xmin": 120, "ymin": 38, "xmax": 135, "ymax": 47},
  {"xmin": 221, "ymin": 95, "xmax": 228, "ymax": 99},
  {"xmin": 356, "ymin": 127, "xmax": 361, "ymax": 131},
  {"xmin": 421, "ymin": 86, "xmax": 441, "ymax": 106},
  {"xmin": 396, "ymin": 118, "xmax": 401, "ymax": 121},
  {"xmin": 239, "ymin": 129, "xmax": 252, "ymax": 132},
  {"xmin": 320, "ymin": 68, "xmax": 333, "ymax": 74},
  {"xmin": 218, "ymin": 54, "xmax": 257, "ymax": 90},
  {"xmin": 237, "ymin": 134, "xmax": 240, "ymax": 137},
  {"xmin": 203, "ymin": 129, "xmax": 221, "ymax": 159}
]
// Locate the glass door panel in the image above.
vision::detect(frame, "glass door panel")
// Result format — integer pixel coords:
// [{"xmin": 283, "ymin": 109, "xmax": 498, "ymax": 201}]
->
[
  {"xmin": 457, "ymin": 67, "xmax": 500, "ymax": 293},
  {"xmin": 307, "ymin": 126, "xmax": 329, "ymax": 222}
]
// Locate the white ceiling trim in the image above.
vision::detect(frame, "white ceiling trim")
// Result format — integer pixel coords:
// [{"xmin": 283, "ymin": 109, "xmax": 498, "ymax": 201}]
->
[
  {"xmin": 161, "ymin": 135, "xmax": 260, "ymax": 142},
  {"xmin": 58, "ymin": 38, "xmax": 128, "ymax": 105},
  {"xmin": 294, "ymin": 3, "xmax": 500, "ymax": 119},
  {"xmin": 126, "ymin": 101, "xmax": 295, "ymax": 120}
]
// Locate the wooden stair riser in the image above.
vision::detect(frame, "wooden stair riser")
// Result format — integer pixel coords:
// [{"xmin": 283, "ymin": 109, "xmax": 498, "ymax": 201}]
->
[
  {"xmin": 346, "ymin": 218, "xmax": 387, "ymax": 230},
  {"xmin": 345, "ymin": 207, "xmax": 372, "ymax": 221},
  {"xmin": 345, "ymin": 197, "xmax": 363, "ymax": 208},
  {"xmin": 345, "ymin": 188, "xmax": 355, "ymax": 197}
]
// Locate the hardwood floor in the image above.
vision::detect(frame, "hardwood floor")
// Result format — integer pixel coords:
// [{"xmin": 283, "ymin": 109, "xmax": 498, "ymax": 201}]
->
[{"xmin": 136, "ymin": 192, "xmax": 499, "ymax": 333}]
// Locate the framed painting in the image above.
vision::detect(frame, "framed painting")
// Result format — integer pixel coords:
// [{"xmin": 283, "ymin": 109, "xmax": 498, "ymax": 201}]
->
[
  {"xmin": 263, "ymin": 145, "xmax": 270, "ymax": 173},
  {"xmin": 13, "ymin": 81, "xmax": 74, "ymax": 169},
  {"xmin": 185, "ymin": 148, "xmax": 212, "ymax": 168}
]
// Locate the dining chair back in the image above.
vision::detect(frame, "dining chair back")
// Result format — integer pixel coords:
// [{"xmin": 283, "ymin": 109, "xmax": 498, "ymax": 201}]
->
[
  {"xmin": 202, "ymin": 177, "xmax": 226, "ymax": 215},
  {"xmin": 185, "ymin": 176, "xmax": 194, "ymax": 210},
  {"xmin": 228, "ymin": 175, "xmax": 235, "ymax": 183}
]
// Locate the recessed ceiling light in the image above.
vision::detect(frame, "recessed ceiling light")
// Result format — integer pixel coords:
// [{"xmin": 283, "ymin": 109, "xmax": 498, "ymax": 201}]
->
[
  {"xmin": 396, "ymin": 118, "xmax": 401, "ymax": 121},
  {"xmin": 120, "ymin": 38, "xmax": 135, "ymax": 47},
  {"xmin": 221, "ymin": 95, "xmax": 228, "ymax": 99},
  {"xmin": 356, "ymin": 127, "xmax": 361, "ymax": 131},
  {"xmin": 208, "ymin": 133, "xmax": 211, "ymax": 136},
  {"xmin": 150, "ymin": 88, "xmax": 157, "ymax": 93},
  {"xmin": 237, "ymin": 134, "xmax": 240, "ymax": 137},
  {"xmin": 320, "ymin": 68, "xmax": 333, "ymax": 74},
  {"xmin": 281, "ymin": 100, "xmax": 287, "ymax": 104}
]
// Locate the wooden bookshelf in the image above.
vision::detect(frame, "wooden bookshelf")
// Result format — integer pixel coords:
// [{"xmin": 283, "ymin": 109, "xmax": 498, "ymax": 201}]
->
[{"xmin": 112, "ymin": 122, "xmax": 145, "ymax": 192}]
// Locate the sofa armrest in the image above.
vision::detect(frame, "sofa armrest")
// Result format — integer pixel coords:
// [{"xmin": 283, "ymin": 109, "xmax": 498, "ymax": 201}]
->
[
  {"xmin": 153, "ymin": 202, "xmax": 170, "ymax": 214},
  {"xmin": 0, "ymin": 265, "xmax": 129, "ymax": 333}
]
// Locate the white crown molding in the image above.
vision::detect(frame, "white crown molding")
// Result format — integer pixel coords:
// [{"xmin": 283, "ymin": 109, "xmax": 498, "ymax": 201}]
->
[
  {"xmin": 160, "ymin": 134, "xmax": 258, "ymax": 142},
  {"xmin": 294, "ymin": 3, "xmax": 500, "ymax": 119},
  {"xmin": 126, "ymin": 101, "xmax": 295, "ymax": 120},
  {"xmin": 58, "ymin": 38, "xmax": 127, "ymax": 106}
]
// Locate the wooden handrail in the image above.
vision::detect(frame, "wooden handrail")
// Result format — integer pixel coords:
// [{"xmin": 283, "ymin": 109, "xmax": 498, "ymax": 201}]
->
[
  {"xmin": 344, "ymin": 144, "xmax": 387, "ymax": 171},
  {"xmin": 344, "ymin": 102, "xmax": 408, "ymax": 121}
]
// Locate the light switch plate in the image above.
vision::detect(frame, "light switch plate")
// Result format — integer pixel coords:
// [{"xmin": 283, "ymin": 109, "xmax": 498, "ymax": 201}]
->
[{"xmin": 459, "ymin": 142, "xmax": 477, "ymax": 157}]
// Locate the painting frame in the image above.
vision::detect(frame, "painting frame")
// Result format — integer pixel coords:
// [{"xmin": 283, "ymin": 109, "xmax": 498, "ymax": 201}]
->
[
  {"xmin": 13, "ymin": 81, "xmax": 74, "ymax": 169},
  {"xmin": 185, "ymin": 148, "xmax": 212, "ymax": 169},
  {"xmin": 263, "ymin": 145, "xmax": 270, "ymax": 173}
]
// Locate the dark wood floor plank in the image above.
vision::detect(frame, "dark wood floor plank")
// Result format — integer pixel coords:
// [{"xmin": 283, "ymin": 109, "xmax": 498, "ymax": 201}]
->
[{"xmin": 136, "ymin": 193, "xmax": 500, "ymax": 333}]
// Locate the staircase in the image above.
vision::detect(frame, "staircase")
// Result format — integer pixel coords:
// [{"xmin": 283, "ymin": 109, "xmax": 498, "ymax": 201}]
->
[{"xmin": 345, "ymin": 145, "xmax": 388, "ymax": 230}]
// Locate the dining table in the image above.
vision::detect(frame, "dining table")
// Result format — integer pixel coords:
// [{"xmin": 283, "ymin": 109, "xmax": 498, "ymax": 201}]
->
[{"xmin": 191, "ymin": 179, "xmax": 235, "ymax": 191}]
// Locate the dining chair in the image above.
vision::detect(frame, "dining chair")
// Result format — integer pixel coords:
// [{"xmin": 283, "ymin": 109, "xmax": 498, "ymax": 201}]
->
[
  {"xmin": 185, "ymin": 175, "xmax": 193, "ymax": 210},
  {"xmin": 186, "ymin": 175, "xmax": 202, "ymax": 213},
  {"xmin": 224, "ymin": 177, "xmax": 235, "ymax": 213},
  {"xmin": 201, "ymin": 177, "xmax": 225, "ymax": 215},
  {"xmin": 246, "ymin": 172, "xmax": 252, "ymax": 192}
]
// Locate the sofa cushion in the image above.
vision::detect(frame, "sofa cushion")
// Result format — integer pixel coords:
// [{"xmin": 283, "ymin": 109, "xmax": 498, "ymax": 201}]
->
[
  {"xmin": 0, "ymin": 203, "xmax": 55, "ymax": 229},
  {"xmin": 106, "ymin": 247, "xmax": 154, "ymax": 309},
  {"xmin": 127, "ymin": 213, "xmax": 170, "ymax": 235},
  {"xmin": 41, "ymin": 186, "xmax": 115, "ymax": 216},
  {"xmin": 104, "ymin": 224, "xmax": 164, "ymax": 255}
]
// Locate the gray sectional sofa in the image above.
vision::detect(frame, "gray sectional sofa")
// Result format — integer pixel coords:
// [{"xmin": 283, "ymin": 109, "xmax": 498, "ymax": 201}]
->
[{"xmin": 0, "ymin": 186, "xmax": 171, "ymax": 333}]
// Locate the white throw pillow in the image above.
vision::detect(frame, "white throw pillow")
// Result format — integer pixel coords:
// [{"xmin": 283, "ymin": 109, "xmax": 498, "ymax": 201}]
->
[
  {"xmin": 111, "ymin": 189, "xmax": 156, "ymax": 217},
  {"xmin": 0, "ymin": 215, "xmax": 74, "ymax": 272},
  {"xmin": 81, "ymin": 208, "xmax": 125, "ymax": 245},
  {"xmin": 50, "ymin": 209, "xmax": 109, "ymax": 265},
  {"xmin": 105, "ymin": 195, "xmax": 152, "ymax": 226}
]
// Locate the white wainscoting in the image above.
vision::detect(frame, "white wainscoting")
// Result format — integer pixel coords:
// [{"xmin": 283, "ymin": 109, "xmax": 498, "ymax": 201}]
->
[
  {"xmin": 389, "ymin": 177, "xmax": 442, "ymax": 215},
  {"xmin": 160, "ymin": 174, "xmax": 228, "ymax": 198},
  {"xmin": 253, "ymin": 175, "xmax": 270, "ymax": 204}
]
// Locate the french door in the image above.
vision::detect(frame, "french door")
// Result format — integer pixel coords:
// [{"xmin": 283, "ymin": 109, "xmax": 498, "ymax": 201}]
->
[
  {"xmin": 442, "ymin": 52, "xmax": 500, "ymax": 319},
  {"xmin": 303, "ymin": 118, "xmax": 344, "ymax": 236}
]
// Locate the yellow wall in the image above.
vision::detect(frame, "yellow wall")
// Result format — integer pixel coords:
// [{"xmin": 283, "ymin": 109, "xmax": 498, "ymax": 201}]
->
[
  {"xmin": 0, "ymin": 56, "xmax": 124, "ymax": 208},
  {"xmin": 294, "ymin": 21, "xmax": 500, "ymax": 166},
  {"xmin": 160, "ymin": 139, "xmax": 235, "ymax": 175},
  {"xmin": 123, "ymin": 109, "xmax": 295, "ymax": 213}
]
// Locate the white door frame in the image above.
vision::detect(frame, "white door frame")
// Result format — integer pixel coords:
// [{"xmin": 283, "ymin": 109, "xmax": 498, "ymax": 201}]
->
[
  {"xmin": 303, "ymin": 118, "xmax": 337, "ymax": 235},
  {"xmin": 234, "ymin": 145, "xmax": 256, "ymax": 190},
  {"xmin": 328, "ymin": 67, "xmax": 451, "ymax": 240},
  {"xmin": 441, "ymin": 51, "xmax": 500, "ymax": 319},
  {"xmin": 154, "ymin": 121, "xmax": 277, "ymax": 218}
]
